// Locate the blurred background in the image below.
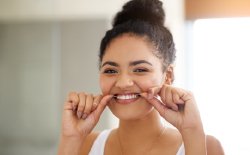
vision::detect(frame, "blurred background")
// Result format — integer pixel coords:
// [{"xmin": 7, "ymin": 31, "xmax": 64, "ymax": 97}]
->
[{"xmin": 0, "ymin": 0, "xmax": 250, "ymax": 155}]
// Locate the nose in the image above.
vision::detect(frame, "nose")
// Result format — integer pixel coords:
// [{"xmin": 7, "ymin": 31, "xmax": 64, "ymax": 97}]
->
[{"xmin": 115, "ymin": 73, "xmax": 134, "ymax": 89}]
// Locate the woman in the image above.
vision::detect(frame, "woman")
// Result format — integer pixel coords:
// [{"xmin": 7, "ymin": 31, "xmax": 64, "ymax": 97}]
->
[{"xmin": 57, "ymin": 0, "xmax": 224, "ymax": 154}]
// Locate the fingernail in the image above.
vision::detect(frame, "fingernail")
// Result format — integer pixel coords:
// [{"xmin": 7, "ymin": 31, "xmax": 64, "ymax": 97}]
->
[
  {"xmin": 172, "ymin": 105, "xmax": 178, "ymax": 111},
  {"xmin": 77, "ymin": 111, "xmax": 82, "ymax": 119},
  {"xmin": 93, "ymin": 102, "xmax": 98, "ymax": 108},
  {"xmin": 73, "ymin": 104, "xmax": 77, "ymax": 111},
  {"xmin": 82, "ymin": 113, "xmax": 88, "ymax": 119}
]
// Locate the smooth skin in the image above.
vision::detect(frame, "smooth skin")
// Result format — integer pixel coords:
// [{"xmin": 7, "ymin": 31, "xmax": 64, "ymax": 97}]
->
[{"xmin": 57, "ymin": 34, "xmax": 224, "ymax": 155}]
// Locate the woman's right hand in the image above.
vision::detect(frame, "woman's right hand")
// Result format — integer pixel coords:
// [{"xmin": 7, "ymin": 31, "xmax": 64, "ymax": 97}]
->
[{"xmin": 61, "ymin": 92, "xmax": 112, "ymax": 139}]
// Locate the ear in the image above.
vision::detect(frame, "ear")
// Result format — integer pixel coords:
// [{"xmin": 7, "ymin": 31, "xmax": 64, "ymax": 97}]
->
[{"xmin": 165, "ymin": 65, "xmax": 174, "ymax": 85}]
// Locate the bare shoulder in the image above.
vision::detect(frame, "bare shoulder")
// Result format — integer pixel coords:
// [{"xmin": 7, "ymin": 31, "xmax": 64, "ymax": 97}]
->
[
  {"xmin": 81, "ymin": 131, "xmax": 100, "ymax": 155},
  {"xmin": 206, "ymin": 135, "xmax": 225, "ymax": 155}
]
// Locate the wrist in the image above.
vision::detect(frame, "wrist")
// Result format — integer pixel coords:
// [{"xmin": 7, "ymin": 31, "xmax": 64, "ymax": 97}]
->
[
  {"xmin": 181, "ymin": 126, "xmax": 205, "ymax": 143},
  {"xmin": 57, "ymin": 135, "xmax": 87, "ymax": 155},
  {"xmin": 180, "ymin": 124, "xmax": 204, "ymax": 135},
  {"xmin": 181, "ymin": 128, "xmax": 207, "ymax": 155}
]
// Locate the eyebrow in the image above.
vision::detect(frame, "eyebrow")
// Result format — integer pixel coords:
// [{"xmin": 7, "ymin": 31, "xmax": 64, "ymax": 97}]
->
[
  {"xmin": 101, "ymin": 60, "xmax": 152, "ymax": 68},
  {"xmin": 101, "ymin": 61, "xmax": 119, "ymax": 67},
  {"xmin": 129, "ymin": 60, "xmax": 152, "ymax": 66}
]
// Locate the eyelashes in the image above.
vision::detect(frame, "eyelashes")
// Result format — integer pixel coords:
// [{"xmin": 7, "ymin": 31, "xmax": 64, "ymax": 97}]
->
[
  {"xmin": 103, "ymin": 69, "xmax": 118, "ymax": 74},
  {"xmin": 133, "ymin": 68, "xmax": 149, "ymax": 73},
  {"xmin": 102, "ymin": 68, "xmax": 149, "ymax": 74}
]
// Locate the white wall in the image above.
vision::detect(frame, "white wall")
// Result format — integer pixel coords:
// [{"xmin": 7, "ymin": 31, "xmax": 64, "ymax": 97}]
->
[
  {"xmin": 0, "ymin": 0, "xmax": 127, "ymax": 21},
  {"xmin": 0, "ymin": 20, "xmax": 109, "ymax": 155},
  {"xmin": 0, "ymin": 22, "xmax": 61, "ymax": 155},
  {"xmin": 0, "ymin": 0, "xmax": 185, "ymax": 70},
  {"xmin": 0, "ymin": 0, "xmax": 184, "ymax": 29}
]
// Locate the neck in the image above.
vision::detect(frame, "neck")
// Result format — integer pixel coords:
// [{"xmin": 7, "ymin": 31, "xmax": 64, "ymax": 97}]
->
[{"xmin": 117, "ymin": 109, "xmax": 165, "ymax": 145}]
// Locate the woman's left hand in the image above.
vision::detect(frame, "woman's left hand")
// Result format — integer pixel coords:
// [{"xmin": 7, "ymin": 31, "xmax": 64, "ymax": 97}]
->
[{"xmin": 141, "ymin": 84, "xmax": 204, "ymax": 133}]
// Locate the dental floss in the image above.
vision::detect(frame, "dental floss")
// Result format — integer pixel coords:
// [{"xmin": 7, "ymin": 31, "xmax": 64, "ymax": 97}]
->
[{"xmin": 113, "ymin": 93, "xmax": 141, "ymax": 99}]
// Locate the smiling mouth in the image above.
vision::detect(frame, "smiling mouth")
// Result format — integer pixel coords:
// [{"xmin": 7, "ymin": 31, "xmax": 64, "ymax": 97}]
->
[{"xmin": 113, "ymin": 93, "xmax": 141, "ymax": 100}]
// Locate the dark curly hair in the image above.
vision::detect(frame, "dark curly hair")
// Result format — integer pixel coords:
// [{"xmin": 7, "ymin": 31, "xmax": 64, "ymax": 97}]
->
[{"xmin": 99, "ymin": 0, "xmax": 176, "ymax": 71}]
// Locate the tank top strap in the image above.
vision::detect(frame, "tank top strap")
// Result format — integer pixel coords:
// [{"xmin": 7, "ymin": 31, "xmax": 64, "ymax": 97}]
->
[
  {"xmin": 176, "ymin": 143, "xmax": 185, "ymax": 155},
  {"xmin": 88, "ymin": 129, "xmax": 112, "ymax": 155}
]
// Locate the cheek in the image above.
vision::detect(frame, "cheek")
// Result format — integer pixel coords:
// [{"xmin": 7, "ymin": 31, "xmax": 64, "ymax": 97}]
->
[
  {"xmin": 135, "ymin": 74, "xmax": 164, "ymax": 92},
  {"xmin": 99, "ymin": 75, "xmax": 114, "ymax": 95}
]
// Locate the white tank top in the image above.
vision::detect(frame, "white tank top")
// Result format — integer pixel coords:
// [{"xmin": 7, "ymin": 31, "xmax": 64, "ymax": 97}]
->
[{"xmin": 89, "ymin": 129, "xmax": 185, "ymax": 155}]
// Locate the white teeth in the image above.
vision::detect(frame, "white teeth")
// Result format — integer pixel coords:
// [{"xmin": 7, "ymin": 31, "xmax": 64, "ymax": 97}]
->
[{"xmin": 115, "ymin": 94, "xmax": 139, "ymax": 100}]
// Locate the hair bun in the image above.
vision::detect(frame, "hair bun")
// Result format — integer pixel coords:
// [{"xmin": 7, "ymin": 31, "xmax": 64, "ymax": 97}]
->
[{"xmin": 112, "ymin": 0, "xmax": 165, "ymax": 27}]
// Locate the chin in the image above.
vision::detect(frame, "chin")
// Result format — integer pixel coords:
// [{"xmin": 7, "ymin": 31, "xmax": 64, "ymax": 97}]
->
[{"xmin": 108, "ymin": 101, "xmax": 154, "ymax": 121}]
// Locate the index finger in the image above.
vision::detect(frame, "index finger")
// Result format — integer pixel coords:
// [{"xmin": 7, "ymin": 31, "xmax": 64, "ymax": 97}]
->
[
  {"xmin": 147, "ymin": 86, "xmax": 162, "ymax": 99},
  {"xmin": 94, "ymin": 95, "xmax": 113, "ymax": 115},
  {"xmin": 92, "ymin": 95, "xmax": 103, "ymax": 111}
]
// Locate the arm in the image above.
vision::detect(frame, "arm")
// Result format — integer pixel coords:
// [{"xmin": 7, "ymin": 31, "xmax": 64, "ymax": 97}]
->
[
  {"xmin": 57, "ymin": 135, "xmax": 86, "ymax": 155},
  {"xmin": 58, "ymin": 132, "xmax": 99, "ymax": 155},
  {"xmin": 181, "ymin": 128, "xmax": 207, "ymax": 155}
]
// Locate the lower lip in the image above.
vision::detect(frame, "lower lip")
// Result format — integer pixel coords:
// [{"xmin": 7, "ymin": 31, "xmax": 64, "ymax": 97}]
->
[{"xmin": 115, "ymin": 97, "xmax": 140, "ymax": 104}]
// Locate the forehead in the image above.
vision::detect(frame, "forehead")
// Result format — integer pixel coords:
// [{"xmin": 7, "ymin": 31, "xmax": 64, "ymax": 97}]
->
[{"xmin": 103, "ymin": 34, "xmax": 158, "ymax": 63}]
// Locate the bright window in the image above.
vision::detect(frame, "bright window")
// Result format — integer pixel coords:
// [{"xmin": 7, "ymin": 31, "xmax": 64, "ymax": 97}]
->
[{"xmin": 191, "ymin": 18, "xmax": 250, "ymax": 155}]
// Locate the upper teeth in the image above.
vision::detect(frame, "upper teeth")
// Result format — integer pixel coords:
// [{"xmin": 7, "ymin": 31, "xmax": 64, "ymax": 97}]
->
[{"xmin": 115, "ymin": 94, "xmax": 139, "ymax": 100}]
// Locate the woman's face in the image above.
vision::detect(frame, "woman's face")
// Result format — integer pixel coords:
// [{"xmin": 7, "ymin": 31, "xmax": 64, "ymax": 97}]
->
[{"xmin": 99, "ymin": 34, "xmax": 167, "ymax": 120}]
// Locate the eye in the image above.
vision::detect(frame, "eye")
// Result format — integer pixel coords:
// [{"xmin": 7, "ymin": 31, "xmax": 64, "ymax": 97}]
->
[
  {"xmin": 133, "ymin": 68, "xmax": 148, "ymax": 73},
  {"xmin": 103, "ymin": 69, "xmax": 118, "ymax": 74}
]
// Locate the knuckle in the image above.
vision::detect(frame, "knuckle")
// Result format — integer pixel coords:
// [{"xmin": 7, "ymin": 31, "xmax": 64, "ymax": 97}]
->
[
  {"xmin": 84, "ymin": 103, "xmax": 92, "ymax": 114},
  {"xmin": 79, "ymin": 92, "xmax": 87, "ymax": 102},
  {"xmin": 93, "ymin": 96, "xmax": 99, "ymax": 102},
  {"xmin": 67, "ymin": 91, "xmax": 76, "ymax": 100},
  {"xmin": 173, "ymin": 97, "xmax": 178, "ymax": 103},
  {"xmin": 72, "ymin": 92, "xmax": 80, "ymax": 102},
  {"xmin": 79, "ymin": 92, "xmax": 86, "ymax": 97},
  {"xmin": 77, "ymin": 104, "xmax": 85, "ymax": 111},
  {"xmin": 85, "ymin": 93, "xmax": 93, "ymax": 100},
  {"xmin": 186, "ymin": 90, "xmax": 193, "ymax": 96}
]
